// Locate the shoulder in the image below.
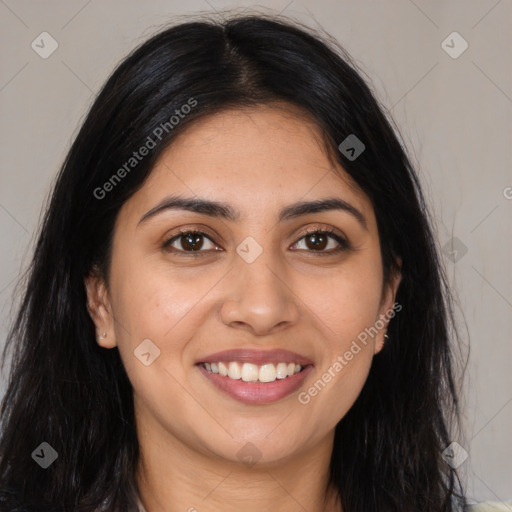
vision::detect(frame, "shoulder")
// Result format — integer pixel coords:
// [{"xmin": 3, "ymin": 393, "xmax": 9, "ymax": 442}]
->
[
  {"xmin": 136, "ymin": 496, "xmax": 147, "ymax": 512},
  {"xmin": 466, "ymin": 502, "xmax": 512, "ymax": 511}
]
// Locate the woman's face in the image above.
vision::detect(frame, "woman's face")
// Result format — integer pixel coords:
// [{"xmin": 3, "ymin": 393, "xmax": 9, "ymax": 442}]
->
[{"xmin": 86, "ymin": 104, "xmax": 400, "ymax": 466}]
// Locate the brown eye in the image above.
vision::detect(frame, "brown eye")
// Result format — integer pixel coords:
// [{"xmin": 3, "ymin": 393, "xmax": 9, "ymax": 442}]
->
[
  {"xmin": 304, "ymin": 232, "xmax": 329, "ymax": 250},
  {"xmin": 162, "ymin": 228, "xmax": 349, "ymax": 257},
  {"xmin": 163, "ymin": 230, "xmax": 218, "ymax": 253},
  {"xmin": 291, "ymin": 229, "xmax": 349, "ymax": 254},
  {"xmin": 178, "ymin": 232, "xmax": 205, "ymax": 251}
]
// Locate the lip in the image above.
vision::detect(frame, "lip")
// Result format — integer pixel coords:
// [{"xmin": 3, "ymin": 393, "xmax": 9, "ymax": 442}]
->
[
  {"xmin": 197, "ymin": 363, "xmax": 314, "ymax": 405},
  {"xmin": 196, "ymin": 348, "xmax": 314, "ymax": 366}
]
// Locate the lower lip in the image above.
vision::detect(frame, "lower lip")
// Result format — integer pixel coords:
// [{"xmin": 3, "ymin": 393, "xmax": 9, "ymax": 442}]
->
[{"xmin": 197, "ymin": 364, "xmax": 314, "ymax": 405}]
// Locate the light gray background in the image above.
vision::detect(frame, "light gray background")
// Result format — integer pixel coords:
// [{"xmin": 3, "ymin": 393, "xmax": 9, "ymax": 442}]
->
[{"xmin": 1, "ymin": 0, "xmax": 511, "ymax": 505}]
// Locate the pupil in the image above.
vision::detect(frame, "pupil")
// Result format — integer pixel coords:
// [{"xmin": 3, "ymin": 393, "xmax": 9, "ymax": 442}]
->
[
  {"xmin": 307, "ymin": 233, "xmax": 327, "ymax": 250},
  {"xmin": 183, "ymin": 233, "xmax": 202, "ymax": 251}
]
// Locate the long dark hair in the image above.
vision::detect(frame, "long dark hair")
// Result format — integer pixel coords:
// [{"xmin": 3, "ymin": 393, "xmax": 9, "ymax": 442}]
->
[{"xmin": 0, "ymin": 12, "xmax": 466, "ymax": 511}]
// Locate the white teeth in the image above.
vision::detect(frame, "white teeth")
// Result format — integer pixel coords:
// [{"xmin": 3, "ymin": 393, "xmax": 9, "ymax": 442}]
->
[
  {"xmin": 241, "ymin": 363, "xmax": 259, "ymax": 382},
  {"xmin": 228, "ymin": 361, "xmax": 241, "ymax": 379},
  {"xmin": 203, "ymin": 361, "xmax": 305, "ymax": 382},
  {"xmin": 218, "ymin": 361, "xmax": 228, "ymax": 376},
  {"xmin": 259, "ymin": 364, "xmax": 276, "ymax": 382},
  {"xmin": 276, "ymin": 362, "xmax": 288, "ymax": 379}
]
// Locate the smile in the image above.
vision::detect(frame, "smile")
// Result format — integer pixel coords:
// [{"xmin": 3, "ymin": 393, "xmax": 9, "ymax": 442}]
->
[
  {"xmin": 202, "ymin": 361, "xmax": 304, "ymax": 382},
  {"xmin": 197, "ymin": 362, "xmax": 314, "ymax": 405}
]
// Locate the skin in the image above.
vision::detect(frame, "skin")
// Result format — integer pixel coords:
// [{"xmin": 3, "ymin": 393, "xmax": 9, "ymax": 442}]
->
[{"xmin": 85, "ymin": 103, "xmax": 401, "ymax": 512}]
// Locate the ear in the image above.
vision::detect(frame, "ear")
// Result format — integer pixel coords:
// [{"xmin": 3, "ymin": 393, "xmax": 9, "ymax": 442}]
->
[
  {"xmin": 374, "ymin": 262, "xmax": 402, "ymax": 355},
  {"xmin": 84, "ymin": 269, "xmax": 117, "ymax": 349}
]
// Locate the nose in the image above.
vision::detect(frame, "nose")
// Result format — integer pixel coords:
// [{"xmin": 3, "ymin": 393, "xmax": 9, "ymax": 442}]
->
[{"xmin": 220, "ymin": 250, "xmax": 300, "ymax": 336}]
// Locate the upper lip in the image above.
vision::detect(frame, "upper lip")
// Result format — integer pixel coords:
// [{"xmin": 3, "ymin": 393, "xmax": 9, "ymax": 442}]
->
[{"xmin": 197, "ymin": 348, "xmax": 314, "ymax": 366}]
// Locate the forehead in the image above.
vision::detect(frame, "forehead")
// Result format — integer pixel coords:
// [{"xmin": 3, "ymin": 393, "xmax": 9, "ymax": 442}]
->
[
  {"xmin": 123, "ymin": 105, "xmax": 374, "ymax": 225},
  {"xmin": 157, "ymin": 105, "xmax": 340, "ymax": 179}
]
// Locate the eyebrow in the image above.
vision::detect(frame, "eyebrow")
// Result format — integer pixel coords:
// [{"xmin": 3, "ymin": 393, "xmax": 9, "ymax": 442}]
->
[{"xmin": 138, "ymin": 195, "xmax": 367, "ymax": 230}]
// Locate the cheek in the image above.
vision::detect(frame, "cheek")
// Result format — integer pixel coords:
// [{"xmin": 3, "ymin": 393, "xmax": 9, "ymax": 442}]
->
[
  {"xmin": 109, "ymin": 255, "xmax": 221, "ymax": 378},
  {"xmin": 110, "ymin": 262, "xmax": 207, "ymax": 421},
  {"xmin": 295, "ymin": 253, "xmax": 383, "ymax": 417},
  {"xmin": 111, "ymin": 252, "xmax": 210, "ymax": 335},
  {"xmin": 303, "ymin": 255, "xmax": 384, "ymax": 345}
]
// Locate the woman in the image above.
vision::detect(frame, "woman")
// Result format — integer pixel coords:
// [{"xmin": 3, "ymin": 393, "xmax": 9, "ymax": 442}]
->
[{"xmin": 0, "ymin": 12, "xmax": 473, "ymax": 512}]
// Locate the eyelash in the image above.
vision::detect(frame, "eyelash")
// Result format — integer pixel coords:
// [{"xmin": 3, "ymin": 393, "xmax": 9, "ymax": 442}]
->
[{"xmin": 161, "ymin": 227, "xmax": 351, "ymax": 257}]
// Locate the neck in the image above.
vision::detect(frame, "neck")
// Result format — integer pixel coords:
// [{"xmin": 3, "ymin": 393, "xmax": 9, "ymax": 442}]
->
[{"xmin": 134, "ymin": 409, "xmax": 342, "ymax": 512}]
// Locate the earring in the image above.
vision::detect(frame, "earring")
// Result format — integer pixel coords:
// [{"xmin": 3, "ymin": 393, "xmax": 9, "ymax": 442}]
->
[
  {"xmin": 99, "ymin": 332, "xmax": 107, "ymax": 340},
  {"xmin": 384, "ymin": 333, "xmax": 389, "ymax": 341}
]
